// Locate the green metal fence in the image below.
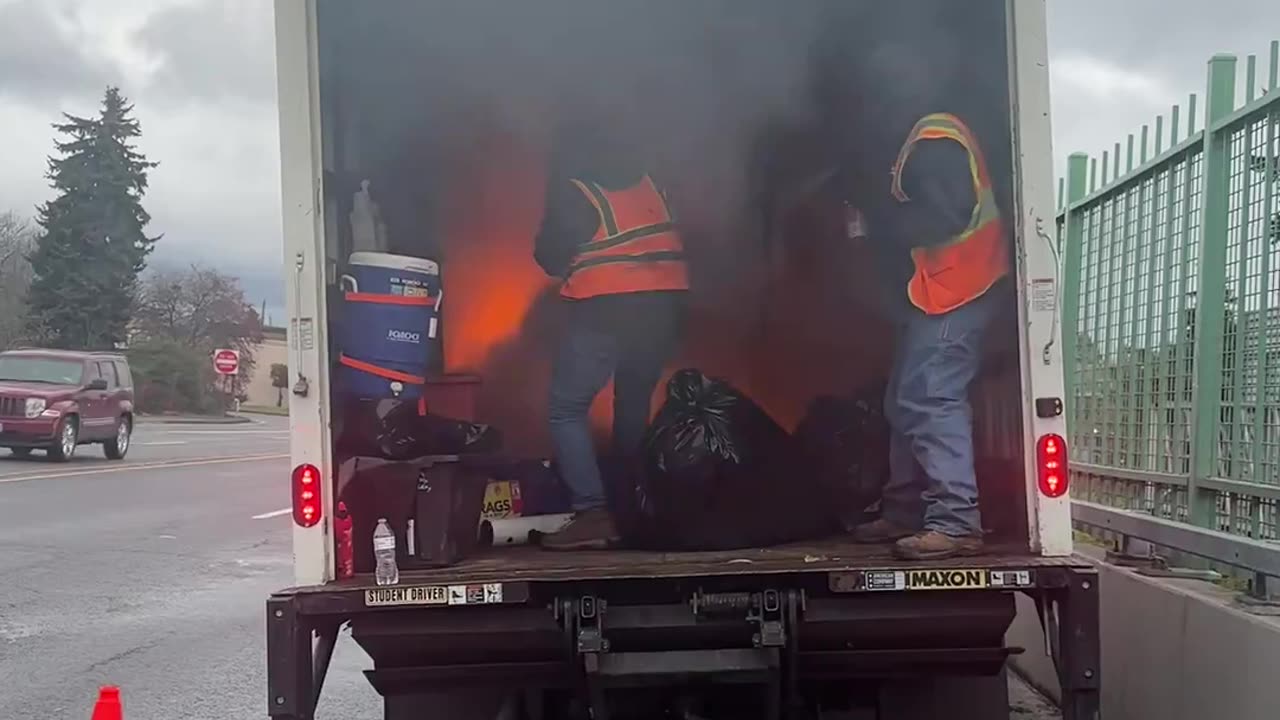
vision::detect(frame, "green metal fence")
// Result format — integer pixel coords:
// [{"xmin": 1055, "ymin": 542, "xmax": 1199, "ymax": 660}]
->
[{"xmin": 1058, "ymin": 42, "xmax": 1280, "ymax": 542}]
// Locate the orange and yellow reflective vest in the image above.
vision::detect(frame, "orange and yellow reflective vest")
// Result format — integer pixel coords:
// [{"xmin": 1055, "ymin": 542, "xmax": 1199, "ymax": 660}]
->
[
  {"xmin": 560, "ymin": 175, "xmax": 689, "ymax": 300},
  {"xmin": 890, "ymin": 112, "xmax": 1009, "ymax": 315}
]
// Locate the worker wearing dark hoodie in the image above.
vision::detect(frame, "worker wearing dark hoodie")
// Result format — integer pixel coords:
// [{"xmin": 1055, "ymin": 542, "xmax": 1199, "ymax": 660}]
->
[
  {"xmin": 795, "ymin": 12, "xmax": 1012, "ymax": 560},
  {"xmin": 832, "ymin": 111, "xmax": 1009, "ymax": 561},
  {"xmin": 535, "ymin": 125, "xmax": 689, "ymax": 551}
]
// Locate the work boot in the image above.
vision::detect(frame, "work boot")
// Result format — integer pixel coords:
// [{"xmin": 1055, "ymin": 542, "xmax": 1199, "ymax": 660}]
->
[
  {"xmin": 851, "ymin": 518, "xmax": 917, "ymax": 544},
  {"xmin": 541, "ymin": 508, "xmax": 621, "ymax": 551},
  {"xmin": 892, "ymin": 530, "xmax": 984, "ymax": 560}
]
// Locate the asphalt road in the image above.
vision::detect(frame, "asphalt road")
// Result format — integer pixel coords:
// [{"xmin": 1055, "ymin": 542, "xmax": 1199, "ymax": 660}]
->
[
  {"xmin": 0, "ymin": 414, "xmax": 1059, "ymax": 720},
  {"xmin": 0, "ymin": 414, "xmax": 378, "ymax": 720}
]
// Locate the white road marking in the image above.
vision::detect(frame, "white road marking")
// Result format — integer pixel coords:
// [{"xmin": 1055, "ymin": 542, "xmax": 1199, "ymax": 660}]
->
[
  {"xmin": 252, "ymin": 507, "xmax": 292, "ymax": 520},
  {"xmin": 137, "ymin": 441, "xmax": 188, "ymax": 446},
  {"xmin": 0, "ymin": 453, "xmax": 289, "ymax": 485},
  {"xmin": 159, "ymin": 430, "xmax": 289, "ymax": 436}
]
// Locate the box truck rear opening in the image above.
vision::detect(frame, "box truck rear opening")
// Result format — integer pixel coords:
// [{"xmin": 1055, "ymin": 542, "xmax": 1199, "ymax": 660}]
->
[{"xmin": 267, "ymin": 2, "xmax": 1096, "ymax": 719}]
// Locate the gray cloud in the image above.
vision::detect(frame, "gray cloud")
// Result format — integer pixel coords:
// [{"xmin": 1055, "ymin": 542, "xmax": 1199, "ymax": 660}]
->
[
  {"xmin": 1050, "ymin": 0, "xmax": 1277, "ymax": 69},
  {"xmin": 1047, "ymin": 0, "xmax": 1280, "ymax": 173},
  {"xmin": 134, "ymin": 0, "xmax": 276, "ymax": 105},
  {"xmin": 0, "ymin": 0, "xmax": 120, "ymax": 101},
  {"xmin": 0, "ymin": 0, "xmax": 284, "ymax": 319},
  {"xmin": 0, "ymin": 0, "xmax": 275, "ymax": 107}
]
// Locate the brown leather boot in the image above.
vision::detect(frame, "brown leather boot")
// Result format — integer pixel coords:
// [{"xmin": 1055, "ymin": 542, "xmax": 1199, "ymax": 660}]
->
[
  {"xmin": 851, "ymin": 518, "xmax": 918, "ymax": 544},
  {"xmin": 540, "ymin": 509, "xmax": 621, "ymax": 551},
  {"xmin": 892, "ymin": 530, "xmax": 984, "ymax": 560}
]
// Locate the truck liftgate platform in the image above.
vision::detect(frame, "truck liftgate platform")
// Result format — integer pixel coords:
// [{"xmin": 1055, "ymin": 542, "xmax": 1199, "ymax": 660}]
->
[{"xmin": 267, "ymin": 546, "xmax": 1099, "ymax": 720}]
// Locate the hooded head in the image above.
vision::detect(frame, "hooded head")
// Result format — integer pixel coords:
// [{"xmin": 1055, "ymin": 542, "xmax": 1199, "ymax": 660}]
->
[{"xmin": 551, "ymin": 104, "xmax": 648, "ymax": 190}]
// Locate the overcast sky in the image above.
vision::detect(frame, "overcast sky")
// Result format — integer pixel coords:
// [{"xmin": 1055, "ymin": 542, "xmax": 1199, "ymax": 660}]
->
[{"xmin": 0, "ymin": 0, "xmax": 1276, "ymax": 324}]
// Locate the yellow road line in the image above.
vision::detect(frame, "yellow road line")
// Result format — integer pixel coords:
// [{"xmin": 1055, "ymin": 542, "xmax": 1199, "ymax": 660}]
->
[{"xmin": 0, "ymin": 453, "xmax": 290, "ymax": 485}]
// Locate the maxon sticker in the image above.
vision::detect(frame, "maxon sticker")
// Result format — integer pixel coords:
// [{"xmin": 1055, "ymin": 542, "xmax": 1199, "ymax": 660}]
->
[{"xmin": 861, "ymin": 568, "xmax": 993, "ymax": 592}]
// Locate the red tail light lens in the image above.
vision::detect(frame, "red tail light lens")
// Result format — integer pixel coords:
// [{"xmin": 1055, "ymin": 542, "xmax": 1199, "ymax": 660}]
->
[
  {"xmin": 1036, "ymin": 434, "xmax": 1069, "ymax": 498},
  {"xmin": 292, "ymin": 463, "xmax": 322, "ymax": 527}
]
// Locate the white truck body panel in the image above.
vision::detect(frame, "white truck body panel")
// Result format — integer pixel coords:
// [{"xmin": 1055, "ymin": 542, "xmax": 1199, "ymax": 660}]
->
[
  {"xmin": 276, "ymin": 0, "xmax": 334, "ymax": 586},
  {"xmin": 1007, "ymin": 0, "xmax": 1073, "ymax": 555}
]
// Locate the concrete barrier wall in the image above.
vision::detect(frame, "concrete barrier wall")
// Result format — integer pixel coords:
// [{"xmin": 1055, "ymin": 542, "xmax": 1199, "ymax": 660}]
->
[{"xmin": 1007, "ymin": 556, "xmax": 1280, "ymax": 720}]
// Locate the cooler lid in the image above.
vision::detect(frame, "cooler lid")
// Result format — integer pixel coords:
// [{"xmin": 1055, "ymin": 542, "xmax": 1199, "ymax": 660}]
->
[{"xmin": 348, "ymin": 252, "xmax": 440, "ymax": 275}]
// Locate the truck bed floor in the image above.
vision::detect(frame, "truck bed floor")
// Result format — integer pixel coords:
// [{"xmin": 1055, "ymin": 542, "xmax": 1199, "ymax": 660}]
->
[{"xmin": 309, "ymin": 536, "xmax": 1077, "ymax": 592}]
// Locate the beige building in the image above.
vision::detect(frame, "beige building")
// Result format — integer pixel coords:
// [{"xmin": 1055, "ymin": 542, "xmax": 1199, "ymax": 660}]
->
[{"xmin": 243, "ymin": 326, "xmax": 289, "ymax": 409}]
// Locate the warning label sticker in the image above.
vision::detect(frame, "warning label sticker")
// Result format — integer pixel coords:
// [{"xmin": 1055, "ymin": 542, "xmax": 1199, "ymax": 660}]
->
[
  {"xmin": 1031, "ymin": 278, "xmax": 1056, "ymax": 313},
  {"xmin": 863, "ymin": 570, "xmax": 905, "ymax": 591},
  {"xmin": 483, "ymin": 583, "xmax": 503, "ymax": 603},
  {"xmin": 448, "ymin": 583, "xmax": 505, "ymax": 606},
  {"xmin": 989, "ymin": 570, "xmax": 1034, "ymax": 588}
]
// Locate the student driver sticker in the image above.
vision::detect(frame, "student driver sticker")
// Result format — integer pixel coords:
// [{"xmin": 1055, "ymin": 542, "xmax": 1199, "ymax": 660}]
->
[
  {"xmin": 364, "ymin": 583, "xmax": 506, "ymax": 607},
  {"xmin": 365, "ymin": 585, "xmax": 448, "ymax": 607}
]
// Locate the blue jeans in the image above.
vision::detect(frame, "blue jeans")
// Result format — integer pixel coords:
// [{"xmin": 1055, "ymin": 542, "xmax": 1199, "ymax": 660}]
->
[
  {"xmin": 881, "ymin": 290, "xmax": 998, "ymax": 537},
  {"xmin": 549, "ymin": 299, "xmax": 681, "ymax": 511}
]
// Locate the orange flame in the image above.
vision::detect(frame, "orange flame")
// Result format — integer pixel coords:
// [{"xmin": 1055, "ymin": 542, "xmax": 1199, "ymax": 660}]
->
[{"xmin": 434, "ymin": 123, "xmax": 895, "ymax": 454}]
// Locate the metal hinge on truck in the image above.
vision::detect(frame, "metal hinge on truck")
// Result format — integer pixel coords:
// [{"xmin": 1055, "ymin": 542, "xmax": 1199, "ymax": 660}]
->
[{"xmin": 556, "ymin": 590, "xmax": 803, "ymax": 720}]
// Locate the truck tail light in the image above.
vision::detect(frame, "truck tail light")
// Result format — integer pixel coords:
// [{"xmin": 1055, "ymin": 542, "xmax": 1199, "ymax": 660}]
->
[
  {"xmin": 292, "ymin": 463, "xmax": 322, "ymax": 527},
  {"xmin": 1036, "ymin": 434, "xmax": 1069, "ymax": 498}
]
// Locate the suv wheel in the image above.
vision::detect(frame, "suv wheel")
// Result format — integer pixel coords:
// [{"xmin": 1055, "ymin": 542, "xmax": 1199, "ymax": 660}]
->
[
  {"xmin": 105, "ymin": 416, "xmax": 132, "ymax": 460},
  {"xmin": 48, "ymin": 416, "xmax": 79, "ymax": 463}
]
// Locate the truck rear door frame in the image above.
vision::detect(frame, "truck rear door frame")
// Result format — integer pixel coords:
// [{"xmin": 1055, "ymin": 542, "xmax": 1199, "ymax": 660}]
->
[
  {"xmin": 267, "ymin": 0, "xmax": 1097, "ymax": 717},
  {"xmin": 1007, "ymin": 0, "xmax": 1074, "ymax": 556},
  {"xmin": 277, "ymin": 0, "xmax": 335, "ymax": 588}
]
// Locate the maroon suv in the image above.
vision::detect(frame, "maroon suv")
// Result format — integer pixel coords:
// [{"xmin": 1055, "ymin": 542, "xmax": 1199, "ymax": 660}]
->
[{"xmin": 0, "ymin": 349, "xmax": 134, "ymax": 462}]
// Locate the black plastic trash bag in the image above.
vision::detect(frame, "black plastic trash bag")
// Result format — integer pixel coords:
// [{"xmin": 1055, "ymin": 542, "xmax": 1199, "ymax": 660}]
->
[
  {"xmin": 337, "ymin": 398, "xmax": 502, "ymax": 460},
  {"xmin": 794, "ymin": 386, "xmax": 890, "ymax": 531},
  {"xmin": 631, "ymin": 369, "xmax": 837, "ymax": 551}
]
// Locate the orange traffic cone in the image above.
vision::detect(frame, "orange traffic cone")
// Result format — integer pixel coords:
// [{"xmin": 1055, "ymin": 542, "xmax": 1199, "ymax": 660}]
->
[{"xmin": 90, "ymin": 686, "xmax": 123, "ymax": 720}]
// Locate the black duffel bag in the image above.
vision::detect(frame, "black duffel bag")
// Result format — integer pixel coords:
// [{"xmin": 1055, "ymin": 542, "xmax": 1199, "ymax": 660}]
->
[{"xmin": 338, "ymin": 398, "xmax": 502, "ymax": 460}]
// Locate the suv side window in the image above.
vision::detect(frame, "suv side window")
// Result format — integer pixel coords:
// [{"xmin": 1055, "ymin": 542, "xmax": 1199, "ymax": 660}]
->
[
  {"xmin": 114, "ymin": 361, "xmax": 132, "ymax": 388},
  {"xmin": 85, "ymin": 362, "xmax": 103, "ymax": 383},
  {"xmin": 96, "ymin": 361, "xmax": 118, "ymax": 388}
]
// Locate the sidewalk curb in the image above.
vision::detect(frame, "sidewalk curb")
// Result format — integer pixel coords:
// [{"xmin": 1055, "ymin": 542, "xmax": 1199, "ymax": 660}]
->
[
  {"xmin": 238, "ymin": 408, "xmax": 290, "ymax": 418},
  {"xmin": 135, "ymin": 414, "xmax": 253, "ymax": 426}
]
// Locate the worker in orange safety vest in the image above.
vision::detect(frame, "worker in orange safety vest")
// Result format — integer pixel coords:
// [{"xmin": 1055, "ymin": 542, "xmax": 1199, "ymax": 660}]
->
[
  {"xmin": 533, "ymin": 124, "xmax": 689, "ymax": 551},
  {"xmin": 832, "ymin": 110, "xmax": 1010, "ymax": 561}
]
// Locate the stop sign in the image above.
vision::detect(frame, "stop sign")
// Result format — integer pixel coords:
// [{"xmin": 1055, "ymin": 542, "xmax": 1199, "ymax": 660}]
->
[{"xmin": 213, "ymin": 348, "xmax": 240, "ymax": 375}]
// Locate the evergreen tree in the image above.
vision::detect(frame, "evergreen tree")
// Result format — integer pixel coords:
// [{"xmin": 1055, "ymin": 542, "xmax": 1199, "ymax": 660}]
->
[{"xmin": 25, "ymin": 87, "xmax": 159, "ymax": 349}]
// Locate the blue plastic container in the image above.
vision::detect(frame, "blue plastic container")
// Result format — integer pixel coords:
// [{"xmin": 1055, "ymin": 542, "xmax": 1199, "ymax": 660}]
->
[{"xmin": 337, "ymin": 252, "xmax": 442, "ymax": 400}]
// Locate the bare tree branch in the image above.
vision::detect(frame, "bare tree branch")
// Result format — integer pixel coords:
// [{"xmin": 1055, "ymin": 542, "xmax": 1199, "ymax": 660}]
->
[
  {"xmin": 0, "ymin": 212, "xmax": 36, "ymax": 349},
  {"xmin": 133, "ymin": 264, "xmax": 265, "ymax": 376}
]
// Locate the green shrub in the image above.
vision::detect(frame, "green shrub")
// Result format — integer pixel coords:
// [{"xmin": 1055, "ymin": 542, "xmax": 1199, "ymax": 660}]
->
[{"xmin": 128, "ymin": 339, "xmax": 225, "ymax": 415}]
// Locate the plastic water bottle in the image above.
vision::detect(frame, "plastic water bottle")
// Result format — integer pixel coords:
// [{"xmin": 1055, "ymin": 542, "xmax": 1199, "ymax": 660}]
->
[{"xmin": 373, "ymin": 518, "xmax": 399, "ymax": 586}]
